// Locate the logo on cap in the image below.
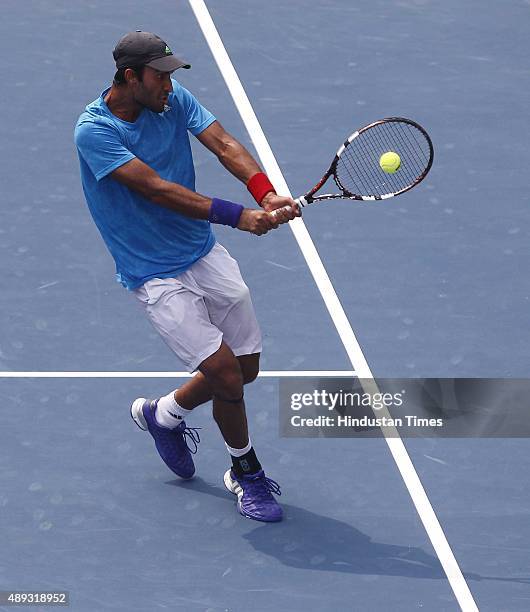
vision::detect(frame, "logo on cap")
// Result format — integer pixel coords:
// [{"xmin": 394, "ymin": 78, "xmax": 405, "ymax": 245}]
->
[{"xmin": 165, "ymin": 45, "xmax": 172, "ymax": 55}]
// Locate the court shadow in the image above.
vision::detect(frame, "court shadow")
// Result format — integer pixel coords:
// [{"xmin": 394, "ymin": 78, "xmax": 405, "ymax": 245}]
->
[
  {"xmin": 243, "ymin": 504, "xmax": 450, "ymax": 579},
  {"xmin": 166, "ymin": 475, "xmax": 232, "ymax": 500},
  {"xmin": 244, "ymin": 508, "xmax": 530, "ymax": 585},
  {"xmin": 166, "ymin": 478, "xmax": 530, "ymax": 585},
  {"xmin": 166, "ymin": 478, "xmax": 452, "ymax": 580}
]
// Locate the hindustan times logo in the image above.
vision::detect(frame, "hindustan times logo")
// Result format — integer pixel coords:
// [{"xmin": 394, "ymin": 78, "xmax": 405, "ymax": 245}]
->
[{"xmin": 290, "ymin": 389, "xmax": 404, "ymax": 412}]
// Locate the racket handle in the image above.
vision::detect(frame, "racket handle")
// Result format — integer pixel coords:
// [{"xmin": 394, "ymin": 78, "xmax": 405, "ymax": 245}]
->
[{"xmin": 269, "ymin": 197, "xmax": 305, "ymax": 219}]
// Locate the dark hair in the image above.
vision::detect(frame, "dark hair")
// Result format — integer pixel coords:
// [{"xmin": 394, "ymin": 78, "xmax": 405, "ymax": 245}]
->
[{"xmin": 113, "ymin": 65, "xmax": 146, "ymax": 85}]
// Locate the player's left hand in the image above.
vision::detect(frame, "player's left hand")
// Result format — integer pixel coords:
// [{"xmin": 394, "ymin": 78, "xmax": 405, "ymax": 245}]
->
[{"xmin": 261, "ymin": 193, "xmax": 301, "ymax": 226}]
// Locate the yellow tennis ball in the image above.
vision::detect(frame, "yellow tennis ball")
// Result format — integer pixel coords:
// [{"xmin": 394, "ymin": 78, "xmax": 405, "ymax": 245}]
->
[{"xmin": 379, "ymin": 151, "xmax": 401, "ymax": 173}]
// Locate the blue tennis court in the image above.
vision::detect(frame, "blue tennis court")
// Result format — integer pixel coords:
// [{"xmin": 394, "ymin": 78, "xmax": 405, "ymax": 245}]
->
[{"xmin": 1, "ymin": 0, "xmax": 530, "ymax": 610}]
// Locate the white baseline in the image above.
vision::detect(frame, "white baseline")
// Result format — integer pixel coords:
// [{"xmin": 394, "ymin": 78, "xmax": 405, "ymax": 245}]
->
[{"xmin": 0, "ymin": 371, "xmax": 356, "ymax": 379}]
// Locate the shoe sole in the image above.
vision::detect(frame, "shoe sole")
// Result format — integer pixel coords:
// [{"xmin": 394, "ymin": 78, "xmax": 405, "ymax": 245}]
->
[
  {"xmin": 130, "ymin": 398, "xmax": 148, "ymax": 431},
  {"xmin": 224, "ymin": 469, "xmax": 242, "ymax": 497}
]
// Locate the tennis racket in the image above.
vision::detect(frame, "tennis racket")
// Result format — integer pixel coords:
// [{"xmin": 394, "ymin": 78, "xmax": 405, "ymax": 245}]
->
[{"xmin": 271, "ymin": 117, "xmax": 433, "ymax": 217}]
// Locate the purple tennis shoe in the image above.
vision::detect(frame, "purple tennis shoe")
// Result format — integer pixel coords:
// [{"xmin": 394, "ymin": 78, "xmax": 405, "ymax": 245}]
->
[
  {"xmin": 224, "ymin": 469, "xmax": 283, "ymax": 522},
  {"xmin": 131, "ymin": 398, "xmax": 200, "ymax": 479}
]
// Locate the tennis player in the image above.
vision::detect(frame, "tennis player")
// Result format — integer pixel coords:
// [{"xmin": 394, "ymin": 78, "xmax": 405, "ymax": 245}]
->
[{"xmin": 74, "ymin": 31, "xmax": 299, "ymax": 522}]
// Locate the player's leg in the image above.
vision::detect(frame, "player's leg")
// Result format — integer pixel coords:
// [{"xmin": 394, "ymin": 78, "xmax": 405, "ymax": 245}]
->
[
  {"xmin": 196, "ymin": 342, "xmax": 282, "ymax": 522},
  {"xmin": 130, "ymin": 275, "xmax": 222, "ymax": 479},
  {"xmin": 130, "ymin": 245, "xmax": 282, "ymax": 521},
  {"xmin": 173, "ymin": 352, "xmax": 260, "ymax": 410},
  {"xmin": 129, "ymin": 272, "xmax": 264, "ymax": 484},
  {"xmin": 196, "ymin": 341, "xmax": 249, "ymax": 448},
  {"xmin": 191, "ymin": 243, "xmax": 282, "ymax": 521},
  {"xmin": 149, "ymin": 352, "xmax": 258, "ymax": 431}
]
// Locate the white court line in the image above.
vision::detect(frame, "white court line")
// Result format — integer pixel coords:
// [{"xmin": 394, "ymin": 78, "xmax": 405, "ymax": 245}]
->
[
  {"xmin": 0, "ymin": 371, "xmax": 356, "ymax": 378},
  {"xmin": 188, "ymin": 2, "xmax": 478, "ymax": 611}
]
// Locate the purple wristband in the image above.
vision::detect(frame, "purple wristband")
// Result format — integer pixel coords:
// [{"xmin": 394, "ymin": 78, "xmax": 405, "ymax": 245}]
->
[{"xmin": 209, "ymin": 198, "xmax": 244, "ymax": 228}]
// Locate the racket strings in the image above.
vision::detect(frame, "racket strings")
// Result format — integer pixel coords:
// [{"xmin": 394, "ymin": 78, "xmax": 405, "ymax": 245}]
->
[
  {"xmin": 340, "ymin": 146, "xmax": 383, "ymax": 196},
  {"xmin": 338, "ymin": 146, "xmax": 376, "ymax": 197},
  {"xmin": 385, "ymin": 122, "xmax": 426, "ymax": 176},
  {"xmin": 341, "ymin": 125, "xmax": 420, "ymax": 195},
  {"xmin": 335, "ymin": 121, "xmax": 431, "ymax": 198},
  {"xmin": 370, "ymin": 124, "xmax": 419, "ymax": 190}
]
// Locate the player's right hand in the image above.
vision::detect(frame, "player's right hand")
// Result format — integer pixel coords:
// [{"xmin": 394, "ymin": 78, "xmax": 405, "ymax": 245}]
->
[{"xmin": 237, "ymin": 209, "xmax": 275, "ymax": 236}]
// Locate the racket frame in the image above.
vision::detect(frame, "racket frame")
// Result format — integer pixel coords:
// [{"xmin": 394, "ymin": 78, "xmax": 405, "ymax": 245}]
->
[{"xmin": 297, "ymin": 116, "xmax": 434, "ymax": 206}]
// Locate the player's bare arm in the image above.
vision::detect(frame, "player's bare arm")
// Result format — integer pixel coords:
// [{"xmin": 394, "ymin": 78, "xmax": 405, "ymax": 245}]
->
[
  {"xmin": 110, "ymin": 157, "xmax": 275, "ymax": 236},
  {"xmin": 111, "ymin": 158, "xmax": 211, "ymax": 217},
  {"xmin": 196, "ymin": 120, "xmax": 300, "ymax": 221}
]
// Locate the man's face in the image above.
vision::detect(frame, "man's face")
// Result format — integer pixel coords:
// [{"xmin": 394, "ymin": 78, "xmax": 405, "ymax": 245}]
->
[{"xmin": 131, "ymin": 66, "xmax": 173, "ymax": 113}]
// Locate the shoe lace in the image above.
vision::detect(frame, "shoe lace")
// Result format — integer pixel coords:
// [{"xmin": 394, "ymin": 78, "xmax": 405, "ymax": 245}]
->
[
  {"xmin": 246, "ymin": 472, "xmax": 282, "ymax": 498},
  {"xmin": 182, "ymin": 427, "xmax": 201, "ymax": 454}
]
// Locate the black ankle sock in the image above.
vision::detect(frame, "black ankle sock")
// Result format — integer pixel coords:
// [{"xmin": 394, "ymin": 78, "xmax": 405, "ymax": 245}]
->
[{"xmin": 231, "ymin": 447, "xmax": 262, "ymax": 476}]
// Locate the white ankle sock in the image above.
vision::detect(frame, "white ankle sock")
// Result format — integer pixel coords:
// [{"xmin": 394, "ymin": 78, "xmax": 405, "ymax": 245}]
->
[
  {"xmin": 225, "ymin": 439, "xmax": 252, "ymax": 457},
  {"xmin": 155, "ymin": 391, "xmax": 193, "ymax": 429}
]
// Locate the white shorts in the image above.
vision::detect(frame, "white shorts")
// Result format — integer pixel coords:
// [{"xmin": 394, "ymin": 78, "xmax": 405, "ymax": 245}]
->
[{"xmin": 133, "ymin": 242, "xmax": 262, "ymax": 372}]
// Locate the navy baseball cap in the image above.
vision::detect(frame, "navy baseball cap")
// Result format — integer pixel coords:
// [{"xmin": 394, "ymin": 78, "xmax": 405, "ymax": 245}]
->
[{"xmin": 113, "ymin": 31, "xmax": 191, "ymax": 72}]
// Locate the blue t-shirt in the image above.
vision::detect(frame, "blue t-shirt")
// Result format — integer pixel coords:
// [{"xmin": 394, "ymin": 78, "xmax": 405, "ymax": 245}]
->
[{"xmin": 74, "ymin": 79, "xmax": 217, "ymax": 289}]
